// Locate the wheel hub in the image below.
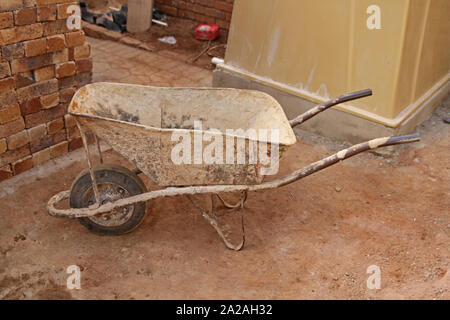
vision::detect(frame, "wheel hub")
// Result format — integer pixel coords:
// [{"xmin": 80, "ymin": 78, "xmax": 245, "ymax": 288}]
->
[{"xmin": 81, "ymin": 183, "xmax": 134, "ymax": 227}]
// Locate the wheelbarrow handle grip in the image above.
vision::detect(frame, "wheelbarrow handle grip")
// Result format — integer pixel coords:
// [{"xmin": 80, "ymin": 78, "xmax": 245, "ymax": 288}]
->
[
  {"xmin": 338, "ymin": 89, "xmax": 372, "ymax": 104},
  {"xmin": 290, "ymin": 89, "xmax": 373, "ymax": 128}
]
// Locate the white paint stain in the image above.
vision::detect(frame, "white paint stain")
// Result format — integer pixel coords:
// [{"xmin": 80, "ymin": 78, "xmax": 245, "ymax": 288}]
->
[
  {"xmin": 304, "ymin": 64, "xmax": 317, "ymax": 91},
  {"xmin": 337, "ymin": 150, "xmax": 347, "ymax": 159},
  {"xmin": 267, "ymin": 26, "xmax": 281, "ymax": 67},
  {"xmin": 314, "ymin": 84, "xmax": 330, "ymax": 99},
  {"xmin": 295, "ymin": 82, "xmax": 304, "ymax": 90},
  {"xmin": 368, "ymin": 137, "xmax": 389, "ymax": 149}
]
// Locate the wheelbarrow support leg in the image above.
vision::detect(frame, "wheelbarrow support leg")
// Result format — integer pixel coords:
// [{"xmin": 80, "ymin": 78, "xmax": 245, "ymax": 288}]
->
[
  {"xmin": 94, "ymin": 134, "xmax": 103, "ymax": 164},
  {"xmin": 187, "ymin": 191, "xmax": 247, "ymax": 251},
  {"xmin": 77, "ymin": 121, "xmax": 101, "ymax": 207}
]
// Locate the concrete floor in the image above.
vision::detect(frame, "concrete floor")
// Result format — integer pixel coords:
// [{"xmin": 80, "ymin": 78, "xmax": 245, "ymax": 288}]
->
[
  {"xmin": 0, "ymin": 37, "xmax": 448, "ymax": 300},
  {"xmin": 88, "ymin": 37, "xmax": 213, "ymax": 87}
]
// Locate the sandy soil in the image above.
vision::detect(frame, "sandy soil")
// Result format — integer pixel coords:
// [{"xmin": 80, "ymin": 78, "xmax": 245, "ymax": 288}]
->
[{"xmin": 0, "ymin": 97, "xmax": 448, "ymax": 300}]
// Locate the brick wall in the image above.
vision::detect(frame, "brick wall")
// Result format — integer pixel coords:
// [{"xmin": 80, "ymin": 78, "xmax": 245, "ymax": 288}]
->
[
  {"xmin": 154, "ymin": 0, "xmax": 234, "ymax": 31},
  {"xmin": 0, "ymin": 0, "xmax": 92, "ymax": 182}
]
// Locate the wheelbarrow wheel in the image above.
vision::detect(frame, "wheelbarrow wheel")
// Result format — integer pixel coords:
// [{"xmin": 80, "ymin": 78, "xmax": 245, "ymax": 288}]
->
[{"xmin": 69, "ymin": 164, "xmax": 148, "ymax": 235}]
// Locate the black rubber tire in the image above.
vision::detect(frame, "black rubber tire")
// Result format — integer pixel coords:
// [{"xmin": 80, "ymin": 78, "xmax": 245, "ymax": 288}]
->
[{"xmin": 70, "ymin": 164, "xmax": 148, "ymax": 236}]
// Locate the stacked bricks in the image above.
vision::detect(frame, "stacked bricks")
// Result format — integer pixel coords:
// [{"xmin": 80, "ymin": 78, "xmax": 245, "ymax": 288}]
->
[
  {"xmin": 0, "ymin": 0, "xmax": 92, "ymax": 182},
  {"xmin": 154, "ymin": 0, "xmax": 234, "ymax": 31}
]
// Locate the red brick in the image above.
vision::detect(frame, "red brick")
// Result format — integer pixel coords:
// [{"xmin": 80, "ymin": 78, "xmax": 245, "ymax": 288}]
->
[
  {"xmin": 0, "ymin": 91, "xmax": 18, "ymax": 108},
  {"xmin": 68, "ymin": 136, "xmax": 82, "ymax": 151},
  {"xmin": 58, "ymin": 71, "xmax": 90, "ymax": 89},
  {"xmin": 0, "ymin": 138, "xmax": 6, "ymax": 154},
  {"xmin": 157, "ymin": 4, "xmax": 177, "ymax": 16},
  {"xmin": 14, "ymin": 71, "xmax": 35, "ymax": 88},
  {"xmin": 40, "ymin": 92, "xmax": 59, "ymax": 109},
  {"xmin": 43, "ymin": 19, "xmax": 69, "ymax": 36},
  {"xmin": 30, "ymin": 130, "xmax": 65, "ymax": 153},
  {"xmin": 0, "ymin": 1, "xmax": 23, "ymax": 12},
  {"xmin": 57, "ymin": 2, "xmax": 78, "ymax": 20},
  {"xmin": 196, "ymin": 0, "xmax": 213, "ymax": 8},
  {"xmin": 191, "ymin": 4, "xmax": 204, "ymax": 14},
  {"xmin": 12, "ymin": 155, "xmax": 33, "ymax": 175},
  {"xmin": 179, "ymin": 9, "xmax": 197, "ymax": 21},
  {"xmin": 16, "ymin": 79, "xmax": 58, "ymax": 104},
  {"xmin": 65, "ymin": 30, "xmax": 85, "ymax": 47},
  {"xmin": 67, "ymin": 125, "xmax": 79, "ymax": 139},
  {"xmin": 0, "ymin": 77, "xmax": 15, "ymax": 93},
  {"xmin": 47, "ymin": 117, "xmax": 64, "ymax": 134},
  {"xmin": 37, "ymin": 5, "xmax": 57, "ymax": 22},
  {"xmin": 11, "ymin": 53, "xmax": 53, "ymax": 73},
  {"xmin": 34, "ymin": 65, "xmax": 55, "ymax": 81},
  {"xmin": 56, "ymin": 61, "xmax": 76, "ymax": 78},
  {"xmin": 50, "ymin": 140, "xmax": 68, "ymax": 158},
  {"xmin": 195, "ymin": 13, "xmax": 215, "ymax": 25},
  {"xmin": 27, "ymin": 123, "xmax": 46, "ymax": 141},
  {"xmin": 22, "ymin": 0, "xmax": 37, "ymax": 8},
  {"xmin": 216, "ymin": 19, "xmax": 230, "ymax": 30},
  {"xmin": 205, "ymin": 7, "xmax": 225, "ymax": 19},
  {"xmin": 59, "ymin": 87, "xmax": 75, "ymax": 103},
  {"xmin": 64, "ymin": 113, "xmax": 76, "ymax": 127},
  {"xmin": 7, "ymin": 129, "xmax": 29, "ymax": 149},
  {"xmin": 0, "ymin": 104, "xmax": 21, "ymax": 124},
  {"xmin": 47, "ymin": 34, "xmax": 66, "ymax": 52},
  {"xmin": 0, "ymin": 28, "xmax": 15, "ymax": 46},
  {"xmin": 20, "ymin": 97, "xmax": 42, "ymax": 115},
  {"xmin": 0, "ymin": 61, "xmax": 11, "ymax": 79},
  {"xmin": 214, "ymin": 1, "xmax": 233, "ymax": 13},
  {"xmin": 14, "ymin": 8, "xmax": 37, "ymax": 26},
  {"xmin": 0, "ymin": 24, "xmax": 44, "ymax": 46},
  {"xmin": 1, "ymin": 42, "xmax": 24, "ymax": 61},
  {"xmin": 32, "ymin": 147, "xmax": 51, "ymax": 166},
  {"xmin": 0, "ymin": 164, "xmax": 13, "ymax": 181},
  {"xmin": 0, "ymin": 12, "xmax": 14, "ymax": 30},
  {"xmin": 75, "ymin": 58, "xmax": 92, "ymax": 74},
  {"xmin": 67, "ymin": 46, "xmax": 74, "ymax": 60},
  {"xmin": 0, "ymin": 144, "xmax": 30, "ymax": 167},
  {"xmin": 177, "ymin": 1, "xmax": 188, "ymax": 10},
  {"xmin": 0, "ymin": 117, "xmax": 25, "ymax": 139},
  {"xmin": 24, "ymin": 103, "xmax": 64, "ymax": 128},
  {"xmin": 24, "ymin": 38, "xmax": 47, "ymax": 57},
  {"xmin": 52, "ymin": 48, "xmax": 68, "ymax": 64}
]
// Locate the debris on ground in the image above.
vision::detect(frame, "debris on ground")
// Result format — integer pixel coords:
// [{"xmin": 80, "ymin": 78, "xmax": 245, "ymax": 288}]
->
[
  {"xmin": 152, "ymin": 8, "xmax": 168, "ymax": 24},
  {"xmin": 82, "ymin": 1, "xmax": 227, "ymax": 70},
  {"xmin": 195, "ymin": 24, "xmax": 221, "ymax": 41},
  {"xmin": 158, "ymin": 36, "xmax": 177, "ymax": 45},
  {"xmin": 81, "ymin": 1, "xmax": 167, "ymax": 33},
  {"xmin": 188, "ymin": 41, "xmax": 227, "ymax": 64}
]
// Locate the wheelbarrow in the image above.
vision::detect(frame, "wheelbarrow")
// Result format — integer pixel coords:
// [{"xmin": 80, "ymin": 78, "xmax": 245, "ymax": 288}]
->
[{"xmin": 47, "ymin": 83, "xmax": 420, "ymax": 250}]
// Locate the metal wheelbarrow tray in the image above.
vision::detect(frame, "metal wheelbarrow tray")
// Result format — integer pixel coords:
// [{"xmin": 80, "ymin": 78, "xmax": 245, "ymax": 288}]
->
[{"xmin": 48, "ymin": 82, "xmax": 420, "ymax": 250}]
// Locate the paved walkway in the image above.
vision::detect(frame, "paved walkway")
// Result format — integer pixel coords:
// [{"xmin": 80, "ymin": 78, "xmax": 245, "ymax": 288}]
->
[{"xmin": 87, "ymin": 37, "xmax": 213, "ymax": 87}]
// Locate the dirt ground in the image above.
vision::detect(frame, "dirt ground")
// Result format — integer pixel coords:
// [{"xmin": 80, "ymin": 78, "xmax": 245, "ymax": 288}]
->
[
  {"xmin": 84, "ymin": 0, "xmax": 227, "ymax": 70},
  {"xmin": 0, "ymin": 93, "xmax": 448, "ymax": 300}
]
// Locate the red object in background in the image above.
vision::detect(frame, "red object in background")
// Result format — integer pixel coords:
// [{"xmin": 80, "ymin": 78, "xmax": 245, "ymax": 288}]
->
[{"xmin": 195, "ymin": 24, "xmax": 220, "ymax": 40}]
